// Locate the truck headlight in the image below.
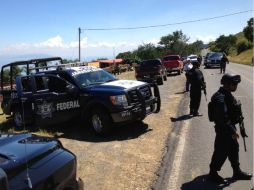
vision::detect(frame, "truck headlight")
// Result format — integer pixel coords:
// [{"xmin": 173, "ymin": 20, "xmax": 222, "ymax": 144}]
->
[{"xmin": 110, "ymin": 95, "xmax": 128, "ymax": 107}]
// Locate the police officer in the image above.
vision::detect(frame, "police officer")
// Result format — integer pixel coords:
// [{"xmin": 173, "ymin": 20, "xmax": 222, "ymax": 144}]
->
[
  {"xmin": 188, "ymin": 61, "xmax": 206, "ymax": 116},
  {"xmin": 220, "ymin": 54, "xmax": 229, "ymax": 74},
  {"xmin": 183, "ymin": 59, "xmax": 193, "ymax": 91},
  {"xmin": 208, "ymin": 74, "xmax": 252, "ymax": 183}
]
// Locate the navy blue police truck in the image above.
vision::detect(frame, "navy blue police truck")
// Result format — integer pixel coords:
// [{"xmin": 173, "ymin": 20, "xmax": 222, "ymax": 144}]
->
[
  {"xmin": 0, "ymin": 57, "xmax": 160, "ymax": 135},
  {"xmin": 0, "ymin": 133, "xmax": 80, "ymax": 190}
]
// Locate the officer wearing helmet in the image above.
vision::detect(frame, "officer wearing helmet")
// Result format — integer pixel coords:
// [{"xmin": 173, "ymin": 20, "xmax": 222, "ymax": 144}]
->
[
  {"xmin": 188, "ymin": 61, "xmax": 206, "ymax": 116},
  {"xmin": 208, "ymin": 73, "xmax": 252, "ymax": 183}
]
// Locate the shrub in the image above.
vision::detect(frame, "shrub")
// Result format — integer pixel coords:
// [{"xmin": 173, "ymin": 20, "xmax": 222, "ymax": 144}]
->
[{"xmin": 236, "ymin": 40, "xmax": 252, "ymax": 54}]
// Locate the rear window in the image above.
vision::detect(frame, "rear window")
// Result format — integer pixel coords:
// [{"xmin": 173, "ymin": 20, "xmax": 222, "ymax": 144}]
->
[
  {"xmin": 140, "ymin": 60, "xmax": 161, "ymax": 66},
  {"xmin": 163, "ymin": 56, "xmax": 179, "ymax": 61},
  {"xmin": 188, "ymin": 56, "xmax": 198, "ymax": 60},
  {"xmin": 209, "ymin": 52, "xmax": 223, "ymax": 59}
]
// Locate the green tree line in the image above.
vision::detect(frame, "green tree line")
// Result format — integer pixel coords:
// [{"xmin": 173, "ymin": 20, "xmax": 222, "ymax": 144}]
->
[
  {"xmin": 116, "ymin": 30, "xmax": 204, "ymax": 64},
  {"xmin": 117, "ymin": 17, "xmax": 253, "ymax": 64},
  {"xmin": 209, "ymin": 17, "xmax": 253, "ymax": 55}
]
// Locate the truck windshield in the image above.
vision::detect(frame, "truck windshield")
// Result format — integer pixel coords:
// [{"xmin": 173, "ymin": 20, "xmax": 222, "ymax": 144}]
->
[
  {"xmin": 73, "ymin": 70, "xmax": 117, "ymax": 87},
  {"xmin": 163, "ymin": 56, "xmax": 179, "ymax": 61},
  {"xmin": 141, "ymin": 60, "xmax": 161, "ymax": 66},
  {"xmin": 209, "ymin": 52, "xmax": 223, "ymax": 59}
]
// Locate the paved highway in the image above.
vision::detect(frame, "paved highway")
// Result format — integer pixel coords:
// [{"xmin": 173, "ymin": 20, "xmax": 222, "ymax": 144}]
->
[{"xmin": 155, "ymin": 63, "xmax": 253, "ymax": 190}]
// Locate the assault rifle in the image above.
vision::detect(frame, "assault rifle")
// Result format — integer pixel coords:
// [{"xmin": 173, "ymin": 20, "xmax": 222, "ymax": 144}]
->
[
  {"xmin": 237, "ymin": 100, "xmax": 248, "ymax": 152},
  {"xmin": 202, "ymin": 82, "xmax": 207, "ymax": 101},
  {"xmin": 203, "ymin": 88, "xmax": 207, "ymax": 102}
]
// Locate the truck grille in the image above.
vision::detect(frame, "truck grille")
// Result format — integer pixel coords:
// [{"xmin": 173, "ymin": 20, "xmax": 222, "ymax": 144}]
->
[{"xmin": 128, "ymin": 85, "xmax": 152, "ymax": 104}]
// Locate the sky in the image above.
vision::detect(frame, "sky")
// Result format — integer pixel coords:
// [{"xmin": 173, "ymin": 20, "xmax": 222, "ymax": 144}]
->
[{"xmin": 0, "ymin": 0, "xmax": 253, "ymax": 64}]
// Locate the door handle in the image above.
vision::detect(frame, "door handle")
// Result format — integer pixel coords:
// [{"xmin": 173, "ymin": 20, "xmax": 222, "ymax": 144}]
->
[{"xmin": 35, "ymin": 99, "xmax": 43, "ymax": 103}]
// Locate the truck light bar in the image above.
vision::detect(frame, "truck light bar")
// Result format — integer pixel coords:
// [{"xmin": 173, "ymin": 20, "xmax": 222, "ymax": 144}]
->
[{"xmin": 29, "ymin": 62, "xmax": 85, "ymax": 71}]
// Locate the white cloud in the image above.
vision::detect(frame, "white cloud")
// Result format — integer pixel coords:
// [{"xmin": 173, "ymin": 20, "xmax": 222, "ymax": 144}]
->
[
  {"xmin": 35, "ymin": 36, "xmax": 68, "ymax": 48},
  {"xmin": 0, "ymin": 36, "xmax": 140, "ymax": 60},
  {"xmin": 191, "ymin": 35, "xmax": 216, "ymax": 44}
]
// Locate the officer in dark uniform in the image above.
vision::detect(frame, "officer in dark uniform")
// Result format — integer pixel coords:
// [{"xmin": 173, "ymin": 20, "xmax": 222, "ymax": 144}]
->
[
  {"xmin": 220, "ymin": 54, "xmax": 229, "ymax": 74},
  {"xmin": 188, "ymin": 61, "xmax": 206, "ymax": 116},
  {"xmin": 208, "ymin": 74, "xmax": 252, "ymax": 183}
]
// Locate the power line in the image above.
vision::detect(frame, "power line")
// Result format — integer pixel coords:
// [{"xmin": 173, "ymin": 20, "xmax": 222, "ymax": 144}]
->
[{"xmin": 81, "ymin": 10, "xmax": 253, "ymax": 31}]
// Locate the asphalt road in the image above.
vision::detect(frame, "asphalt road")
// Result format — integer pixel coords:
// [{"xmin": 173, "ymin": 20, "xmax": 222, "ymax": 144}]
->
[{"xmin": 155, "ymin": 63, "xmax": 253, "ymax": 190}]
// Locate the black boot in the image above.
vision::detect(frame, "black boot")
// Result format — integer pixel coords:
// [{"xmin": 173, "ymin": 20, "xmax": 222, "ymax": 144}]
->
[
  {"xmin": 193, "ymin": 110, "xmax": 202, "ymax": 117},
  {"xmin": 232, "ymin": 169, "xmax": 252, "ymax": 180},
  {"xmin": 208, "ymin": 171, "xmax": 226, "ymax": 184}
]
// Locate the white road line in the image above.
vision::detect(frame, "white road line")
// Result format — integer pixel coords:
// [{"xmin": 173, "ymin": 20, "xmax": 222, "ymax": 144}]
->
[{"xmin": 167, "ymin": 120, "xmax": 190, "ymax": 190}]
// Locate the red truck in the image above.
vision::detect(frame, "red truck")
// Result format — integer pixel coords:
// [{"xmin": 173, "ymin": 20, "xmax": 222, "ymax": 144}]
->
[
  {"xmin": 162, "ymin": 55, "xmax": 183, "ymax": 75},
  {"xmin": 135, "ymin": 59, "xmax": 167, "ymax": 85}
]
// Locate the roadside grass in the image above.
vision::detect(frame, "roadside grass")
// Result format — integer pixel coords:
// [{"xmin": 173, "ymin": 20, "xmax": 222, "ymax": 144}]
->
[
  {"xmin": 228, "ymin": 48, "xmax": 253, "ymax": 65},
  {"xmin": 0, "ymin": 106, "xmax": 69, "ymax": 137},
  {"xmin": 116, "ymin": 70, "xmax": 135, "ymax": 80}
]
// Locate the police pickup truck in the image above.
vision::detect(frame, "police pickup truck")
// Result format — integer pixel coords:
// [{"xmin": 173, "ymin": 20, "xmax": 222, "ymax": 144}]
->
[
  {"xmin": 0, "ymin": 57, "xmax": 160, "ymax": 134},
  {"xmin": 0, "ymin": 133, "xmax": 80, "ymax": 190}
]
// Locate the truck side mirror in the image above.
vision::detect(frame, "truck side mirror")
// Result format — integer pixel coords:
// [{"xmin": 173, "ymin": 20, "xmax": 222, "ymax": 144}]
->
[{"xmin": 66, "ymin": 84, "xmax": 79, "ymax": 95}]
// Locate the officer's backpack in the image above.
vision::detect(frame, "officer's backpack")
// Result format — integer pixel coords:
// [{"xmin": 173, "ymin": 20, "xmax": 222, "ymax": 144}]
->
[{"xmin": 208, "ymin": 101, "xmax": 215, "ymax": 122}]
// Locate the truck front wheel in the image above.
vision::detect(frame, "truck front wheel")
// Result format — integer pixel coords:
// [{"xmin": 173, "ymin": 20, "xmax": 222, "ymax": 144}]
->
[
  {"xmin": 163, "ymin": 75, "xmax": 167, "ymax": 81},
  {"xmin": 157, "ymin": 77, "xmax": 163, "ymax": 85},
  {"xmin": 90, "ymin": 108, "xmax": 112, "ymax": 135}
]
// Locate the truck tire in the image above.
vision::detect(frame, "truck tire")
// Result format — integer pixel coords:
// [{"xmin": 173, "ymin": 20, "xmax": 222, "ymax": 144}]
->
[
  {"xmin": 157, "ymin": 77, "xmax": 163, "ymax": 85},
  {"xmin": 90, "ymin": 108, "xmax": 112, "ymax": 135},
  {"xmin": 163, "ymin": 75, "xmax": 167, "ymax": 81},
  {"xmin": 13, "ymin": 109, "xmax": 24, "ymax": 128}
]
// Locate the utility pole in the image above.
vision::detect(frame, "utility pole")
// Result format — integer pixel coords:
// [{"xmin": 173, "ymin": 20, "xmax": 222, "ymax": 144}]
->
[{"xmin": 78, "ymin": 27, "xmax": 81, "ymax": 62}]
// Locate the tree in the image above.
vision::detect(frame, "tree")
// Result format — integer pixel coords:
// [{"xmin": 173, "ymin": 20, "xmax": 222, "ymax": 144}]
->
[
  {"xmin": 116, "ymin": 51, "xmax": 140, "ymax": 64},
  {"xmin": 159, "ymin": 31, "xmax": 188, "ymax": 47},
  {"xmin": 212, "ymin": 35, "xmax": 236, "ymax": 55},
  {"xmin": 243, "ymin": 18, "xmax": 253, "ymax": 42},
  {"xmin": 159, "ymin": 30, "xmax": 189, "ymax": 55},
  {"xmin": 135, "ymin": 43, "xmax": 158, "ymax": 60},
  {"xmin": 186, "ymin": 40, "xmax": 204, "ymax": 55}
]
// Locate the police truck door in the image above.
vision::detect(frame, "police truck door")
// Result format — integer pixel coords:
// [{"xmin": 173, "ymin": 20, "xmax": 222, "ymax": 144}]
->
[{"xmin": 32, "ymin": 75, "xmax": 80, "ymax": 126}]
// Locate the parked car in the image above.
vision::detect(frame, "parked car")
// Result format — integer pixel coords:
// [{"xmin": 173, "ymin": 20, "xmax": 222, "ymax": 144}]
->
[
  {"xmin": 0, "ymin": 57, "xmax": 161, "ymax": 135},
  {"xmin": 204, "ymin": 52, "xmax": 224, "ymax": 68},
  {"xmin": 135, "ymin": 59, "xmax": 167, "ymax": 85},
  {"xmin": 187, "ymin": 54, "xmax": 198, "ymax": 62},
  {"xmin": 203, "ymin": 52, "xmax": 214, "ymax": 66},
  {"xmin": 0, "ymin": 133, "xmax": 80, "ymax": 190},
  {"xmin": 162, "ymin": 55, "xmax": 183, "ymax": 75}
]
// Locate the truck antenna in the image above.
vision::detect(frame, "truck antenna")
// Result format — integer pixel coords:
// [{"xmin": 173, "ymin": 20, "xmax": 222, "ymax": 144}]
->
[{"xmin": 21, "ymin": 97, "xmax": 32, "ymax": 189}]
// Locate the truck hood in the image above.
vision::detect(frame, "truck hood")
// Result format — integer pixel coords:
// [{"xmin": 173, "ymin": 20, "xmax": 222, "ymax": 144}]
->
[
  {"xmin": 84, "ymin": 80, "xmax": 147, "ymax": 93},
  {"xmin": 0, "ymin": 133, "xmax": 61, "ymax": 177},
  {"xmin": 102, "ymin": 80, "xmax": 146, "ymax": 89}
]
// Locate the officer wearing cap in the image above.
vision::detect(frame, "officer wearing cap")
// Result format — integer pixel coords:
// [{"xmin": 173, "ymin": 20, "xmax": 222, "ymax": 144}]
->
[
  {"xmin": 183, "ymin": 58, "xmax": 193, "ymax": 91},
  {"xmin": 188, "ymin": 61, "xmax": 206, "ymax": 116},
  {"xmin": 220, "ymin": 54, "xmax": 229, "ymax": 74},
  {"xmin": 208, "ymin": 73, "xmax": 252, "ymax": 183}
]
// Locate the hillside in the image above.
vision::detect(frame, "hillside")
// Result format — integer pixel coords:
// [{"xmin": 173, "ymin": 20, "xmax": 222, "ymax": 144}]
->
[
  {"xmin": 228, "ymin": 48, "xmax": 253, "ymax": 65},
  {"xmin": 225, "ymin": 32, "xmax": 253, "ymax": 65}
]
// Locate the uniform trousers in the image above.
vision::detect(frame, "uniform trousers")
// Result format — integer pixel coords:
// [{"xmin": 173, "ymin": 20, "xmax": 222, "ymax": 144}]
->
[
  {"xmin": 210, "ymin": 132, "xmax": 240, "ymax": 172},
  {"xmin": 190, "ymin": 88, "xmax": 201, "ymax": 112}
]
